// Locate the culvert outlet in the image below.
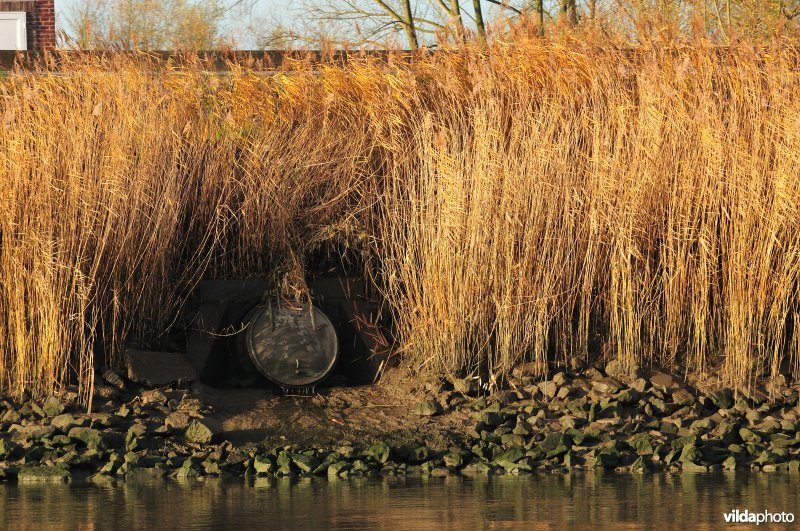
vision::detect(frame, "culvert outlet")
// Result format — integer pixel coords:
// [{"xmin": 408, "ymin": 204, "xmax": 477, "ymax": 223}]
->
[{"xmin": 240, "ymin": 304, "xmax": 338, "ymax": 391}]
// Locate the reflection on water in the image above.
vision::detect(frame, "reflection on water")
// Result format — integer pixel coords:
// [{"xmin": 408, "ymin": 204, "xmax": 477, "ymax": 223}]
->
[{"xmin": 1, "ymin": 472, "xmax": 797, "ymax": 530}]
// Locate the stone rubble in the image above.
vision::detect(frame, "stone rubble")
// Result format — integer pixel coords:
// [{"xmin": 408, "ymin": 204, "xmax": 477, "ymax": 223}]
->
[{"xmin": 0, "ymin": 362, "xmax": 798, "ymax": 483}]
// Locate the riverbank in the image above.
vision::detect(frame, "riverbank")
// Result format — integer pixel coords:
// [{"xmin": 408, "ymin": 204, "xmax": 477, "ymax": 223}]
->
[{"xmin": 1, "ymin": 363, "xmax": 798, "ymax": 483}]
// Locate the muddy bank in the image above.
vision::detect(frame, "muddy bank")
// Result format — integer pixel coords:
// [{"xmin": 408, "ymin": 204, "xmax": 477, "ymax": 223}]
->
[{"xmin": 1, "ymin": 364, "xmax": 799, "ymax": 483}]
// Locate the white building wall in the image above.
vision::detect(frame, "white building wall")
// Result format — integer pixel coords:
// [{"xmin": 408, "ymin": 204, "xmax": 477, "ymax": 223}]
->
[{"xmin": 0, "ymin": 12, "xmax": 27, "ymax": 50}]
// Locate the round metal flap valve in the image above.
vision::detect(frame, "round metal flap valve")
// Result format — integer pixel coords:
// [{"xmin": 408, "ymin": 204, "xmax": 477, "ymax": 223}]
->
[{"xmin": 243, "ymin": 304, "xmax": 338, "ymax": 387}]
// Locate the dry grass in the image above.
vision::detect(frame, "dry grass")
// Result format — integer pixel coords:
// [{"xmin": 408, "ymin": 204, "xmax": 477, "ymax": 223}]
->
[{"xmin": 1, "ymin": 43, "xmax": 799, "ymax": 401}]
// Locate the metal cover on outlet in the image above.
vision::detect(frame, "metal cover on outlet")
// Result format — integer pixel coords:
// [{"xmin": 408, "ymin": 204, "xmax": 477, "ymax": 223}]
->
[{"xmin": 243, "ymin": 304, "xmax": 338, "ymax": 388}]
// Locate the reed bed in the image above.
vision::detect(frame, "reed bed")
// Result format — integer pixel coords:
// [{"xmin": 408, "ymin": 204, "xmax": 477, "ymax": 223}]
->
[{"xmin": 1, "ymin": 43, "xmax": 799, "ymax": 401}]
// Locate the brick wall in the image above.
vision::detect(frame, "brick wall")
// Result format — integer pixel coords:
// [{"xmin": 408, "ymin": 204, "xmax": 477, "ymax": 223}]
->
[{"xmin": 0, "ymin": 0, "xmax": 55, "ymax": 50}]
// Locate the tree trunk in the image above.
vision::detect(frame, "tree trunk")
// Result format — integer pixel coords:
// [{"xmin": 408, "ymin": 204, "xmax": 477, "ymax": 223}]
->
[
  {"xmin": 401, "ymin": 0, "xmax": 418, "ymax": 49},
  {"xmin": 451, "ymin": 0, "xmax": 464, "ymax": 40},
  {"xmin": 472, "ymin": 0, "xmax": 486, "ymax": 42},
  {"xmin": 538, "ymin": 0, "xmax": 545, "ymax": 36},
  {"xmin": 561, "ymin": 0, "xmax": 578, "ymax": 25}
]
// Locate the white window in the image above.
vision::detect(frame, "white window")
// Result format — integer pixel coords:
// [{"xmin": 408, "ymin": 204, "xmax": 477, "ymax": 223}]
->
[{"xmin": 0, "ymin": 12, "xmax": 27, "ymax": 51}]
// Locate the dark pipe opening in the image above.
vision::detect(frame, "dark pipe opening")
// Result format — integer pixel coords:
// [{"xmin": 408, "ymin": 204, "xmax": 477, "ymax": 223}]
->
[{"xmin": 188, "ymin": 276, "xmax": 389, "ymax": 393}]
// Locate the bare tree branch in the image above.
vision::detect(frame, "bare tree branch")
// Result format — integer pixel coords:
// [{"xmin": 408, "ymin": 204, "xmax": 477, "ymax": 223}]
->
[{"xmin": 485, "ymin": 0, "xmax": 523, "ymax": 15}]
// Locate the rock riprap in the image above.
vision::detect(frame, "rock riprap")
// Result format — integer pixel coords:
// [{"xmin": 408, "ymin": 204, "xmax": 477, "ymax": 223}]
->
[{"xmin": 0, "ymin": 364, "xmax": 798, "ymax": 483}]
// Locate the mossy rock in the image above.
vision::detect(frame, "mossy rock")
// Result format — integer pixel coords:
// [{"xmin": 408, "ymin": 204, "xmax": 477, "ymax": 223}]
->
[
  {"xmin": 497, "ymin": 458, "xmax": 532, "ymax": 472},
  {"xmin": 23, "ymin": 446, "xmax": 46, "ymax": 463},
  {"xmin": 539, "ymin": 432, "xmax": 572, "ymax": 455},
  {"xmin": 559, "ymin": 416, "xmax": 579, "ymax": 430},
  {"xmin": 700, "ymin": 446, "xmax": 730, "ymax": 465},
  {"xmin": 184, "ymin": 419, "xmax": 220, "ymax": 445},
  {"xmin": 739, "ymin": 428, "xmax": 761, "ymax": 444},
  {"xmin": 707, "ymin": 389, "xmax": 734, "ymax": 410},
  {"xmin": 414, "ymin": 400, "xmax": 443, "ymax": 417},
  {"xmin": 253, "ymin": 455, "xmax": 274, "ymax": 474},
  {"xmin": 100, "ymin": 455, "xmax": 123, "ymax": 475},
  {"xmin": 473, "ymin": 411, "xmax": 505, "ymax": 427},
  {"xmin": 745, "ymin": 442, "xmax": 766, "ymax": 457},
  {"xmin": 1, "ymin": 409, "xmax": 21, "ymax": 424},
  {"xmin": 631, "ymin": 456, "xmax": 651, "ymax": 472},
  {"xmin": 593, "ymin": 452, "xmax": 618, "ymax": 468},
  {"xmin": 567, "ymin": 398, "xmax": 588, "ymax": 416},
  {"xmin": 682, "ymin": 461, "xmax": 708, "ymax": 472},
  {"xmin": 629, "ymin": 433, "xmax": 654, "ymax": 455},
  {"xmin": 580, "ymin": 426, "xmax": 604, "ymax": 443},
  {"xmin": 512, "ymin": 419, "xmax": 533, "ymax": 436},
  {"xmin": 469, "ymin": 443, "xmax": 487, "ymax": 460},
  {"xmin": 398, "ymin": 446, "xmax": 428, "ymax": 464},
  {"xmin": 0, "ymin": 439, "xmax": 19, "ymax": 460},
  {"xmin": 617, "ymin": 389, "xmax": 640, "ymax": 405},
  {"xmin": 59, "ymin": 451, "xmax": 99, "ymax": 468},
  {"xmin": 443, "ymin": 452, "xmax": 464, "ymax": 468},
  {"xmin": 755, "ymin": 450, "xmax": 784, "ymax": 466},
  {"xmin": 18, "ymin": 465, "xmax": 70, "ymax": 482},
  {"xmin": 275, "ymin": 451, "xmax": 293, "ymax": 468},
  {"xmin": 494, "ymin": 446, "xmax": 525, "ymax": 464},
  {"xmin": 769, "ymin": 436, "xmax": 799, "ymax": 449},
  {"xmin": 12, "ymin": 425, "xmax": 55, "ymax": 443},
  {"xmin": 470, "ymin": 398, "xmax": 488, "ymax": 410},
  {"xmin": 351, "ymin": 459, "xmax": 370, "ymax": 472},
  {"xmin": 758, "ymin": 419, "xmax": 783, "ymax": 434},
  {"xmin": 722, "ymin": 456, "xmax": 738, "ymax": 470},
  {"xmin": 563, "ymin": 451, "xmax": 579, "ymax": 468},
  {"xmin": 68, "ymin": 427, "xmax": 105, "ymax": 450},
  {"xmin": 649, "ymin": 397, "xmax": 669, "ymax": 415},
  {"xmin": 598, "ymin": 400, "xmax": 619, "ymax": 419},
  {"xmin": 139, "ymin": 455, "xmax": 166, "ymax": 468},
  {"xmin": 461, "ymin": 461, "xmax": 492, "ymax": 475},
  {"xmin": 367, "ymin": 442, "xmax": 391, "ymax": 464},
  {"xmin": 102, "ymin": 431, "xmax": 125, "ymax": 450},
  {"xmin": 327, "ymin": 461, "xmax": 349, "ymax": 478},
  {"xmin": 587, "ymin": 403, "xmax": 600, "ymax": 422},
  {"xmin": 175, "ymin": 465, "xmax": 199, "ymax": 479},
  {"xmin": 50, "ymin": 413, "xmax": 77, "ymax": 431},
  {"xmin": 689, "ymin": 418, "xmax": 715, "ymax": 434},
  {"xmin": 671, "ymin": 389, "xmax": 696, "ymax": 406},
  {"xmin": 275, "ymin": 464, "xmax": 295, "ymax": 477},
  {"xmin": 564, "ymin": 428, "xmax": 586, "ymax": 446},
  {"xmin": 671, "ymin": 435, "xmax": 698, "ymax": 452},
  {"xmin": 292, "ymin": 453, "xmax": 320, "ymax": 473},
  {"xmin": 659, "ymin": 421, "xmax": 679, "ymax": 435},
  {"xmin": 42, "ymin": 396, "xmax": 64, "ymax": 417},
  {"xmin": 337, "ymin": 445, "xmax": 356, "ymax": 458},
  {"xmin": 711, "ymin": 421, "xmax": 740, "ymax": 444},
  {"xmin": 500, "ymin": 434, "xmax": 526, "ymax": 447},
  {"xmin": 679, "ymin": 443, "xmax": 703, "ymax": 464},
  {"xmin": 493, "ymin": 427, "xmax": 512, "ymax": 438}
]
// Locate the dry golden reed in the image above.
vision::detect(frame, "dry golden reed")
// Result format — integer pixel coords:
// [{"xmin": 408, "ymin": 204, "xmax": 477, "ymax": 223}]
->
[{"xmin": 1, "ymin": 43, "xmax": 799, "ymax": 401}]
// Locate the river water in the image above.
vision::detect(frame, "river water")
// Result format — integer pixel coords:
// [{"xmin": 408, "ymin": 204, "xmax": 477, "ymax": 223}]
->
[{"xmin": 1, "ymin": 472, "xmax": 797, "ymax": 529}]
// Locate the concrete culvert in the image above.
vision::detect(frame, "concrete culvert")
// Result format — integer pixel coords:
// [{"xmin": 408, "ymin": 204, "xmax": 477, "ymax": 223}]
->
[{"xmin": 188, "ymin": 277, "xmax": 389, "ymax": 392}]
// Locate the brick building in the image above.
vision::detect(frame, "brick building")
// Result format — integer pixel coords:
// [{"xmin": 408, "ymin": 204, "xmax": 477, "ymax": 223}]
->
[{"xmin": 0, "ymin": 0, "xmax": 55, "ymax": 50}]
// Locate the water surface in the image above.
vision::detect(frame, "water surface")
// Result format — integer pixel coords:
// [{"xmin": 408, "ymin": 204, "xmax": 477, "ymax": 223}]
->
[{"xmin": 1, "ymin": 472, "xmax": 797, "ymax": 529}]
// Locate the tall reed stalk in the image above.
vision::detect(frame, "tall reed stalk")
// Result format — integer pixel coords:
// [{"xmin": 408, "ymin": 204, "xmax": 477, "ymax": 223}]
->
[{"xmin": 0, "ymin": 44, "xmax": 798, "ymax": 401}]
